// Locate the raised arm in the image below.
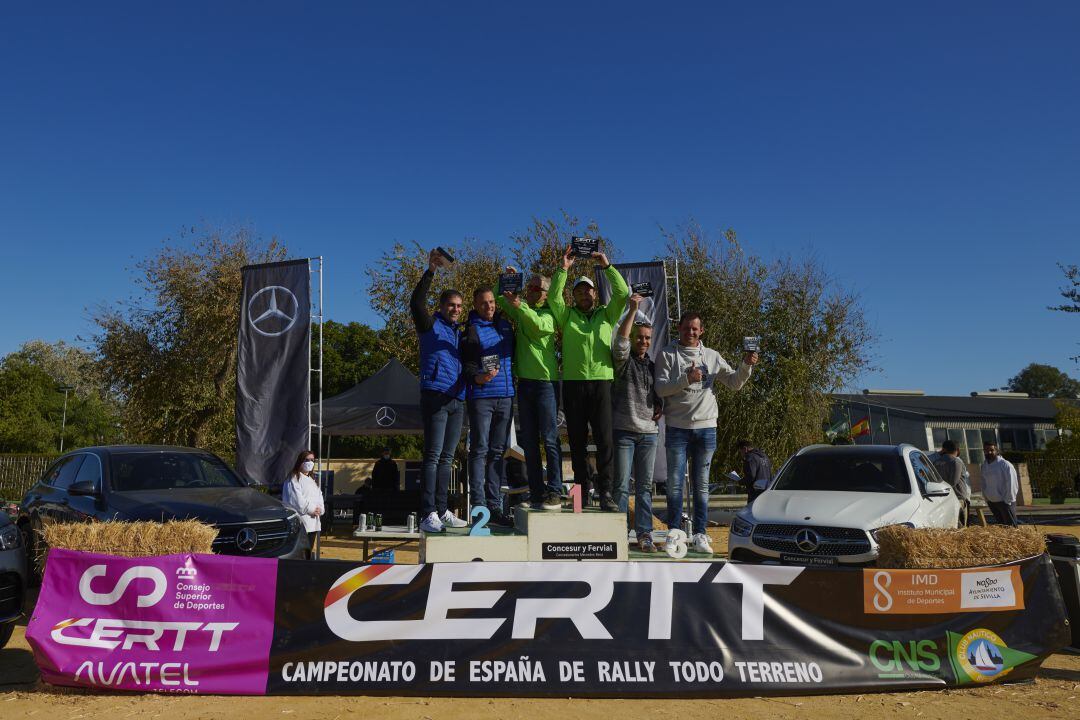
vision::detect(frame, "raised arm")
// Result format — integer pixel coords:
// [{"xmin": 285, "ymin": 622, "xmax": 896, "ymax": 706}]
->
[
  {"xmin": 547, "ymin": 254, "xmax": 571, "ymax": 328},
  {"xmin": 599, "ymin": 257, "xmax": 629, "ymax": 324},
  {"xmin": 410, "ymin": 269, "xmax": 435, "ymax": 334},
  {"xmin": 711, "ymin": 352, "xmax": 753, "ymax": 391}
]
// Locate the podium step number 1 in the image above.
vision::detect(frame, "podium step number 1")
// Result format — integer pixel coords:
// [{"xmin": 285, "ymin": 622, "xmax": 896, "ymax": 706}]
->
[{"xmin": 568, "ymin": 484, "xmax": 582, "ymax": 513}]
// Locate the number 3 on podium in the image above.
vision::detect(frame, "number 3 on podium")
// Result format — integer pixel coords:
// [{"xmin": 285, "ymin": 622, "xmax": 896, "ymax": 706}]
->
[{"xmin": 469, "ymin": 506, "xmax": 491, "ymax": 536}]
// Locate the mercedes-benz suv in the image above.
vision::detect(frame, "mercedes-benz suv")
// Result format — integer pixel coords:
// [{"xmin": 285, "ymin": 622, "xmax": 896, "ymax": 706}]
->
[{"xmin": 18, "ymin": 445, "xmax": 307, "ymax": 577}]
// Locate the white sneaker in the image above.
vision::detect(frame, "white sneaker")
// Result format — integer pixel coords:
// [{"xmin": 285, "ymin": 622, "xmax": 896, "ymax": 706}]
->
[
  {"xmin": 441, "ymin": 510, "xmax": 468, "ymax": 528},
  {"xmin": 692, "ymin": 532, "xmax": 714, "ymax": 555},
  {"xmin": 419, "ymin": 512, "xmax": 444, "ymax": 533}
]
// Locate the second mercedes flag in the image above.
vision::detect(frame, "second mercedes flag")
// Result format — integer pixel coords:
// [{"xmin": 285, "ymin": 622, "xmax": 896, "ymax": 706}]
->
[{"xmin": 236, "ymin": 259, "xmax": 311, "ymax": 488}]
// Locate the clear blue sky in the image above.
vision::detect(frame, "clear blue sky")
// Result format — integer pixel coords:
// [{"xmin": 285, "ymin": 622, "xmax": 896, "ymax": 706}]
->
[{"xmin": 2, "ymin": 2, "xmax": 1078, "ymax": 394}]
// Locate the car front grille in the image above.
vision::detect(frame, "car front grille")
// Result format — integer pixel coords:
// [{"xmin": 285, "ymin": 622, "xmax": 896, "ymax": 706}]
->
[
  {"xmin": 0, "ymin": 571, "xmax": 22, "ymax": 619},
  {"xmin": 211, "ymin": 518, "xmax": 290, "ymax": 556},
  {"xmin": 752, "ymin": 523, "xmax": 872, "ymax": 556}
]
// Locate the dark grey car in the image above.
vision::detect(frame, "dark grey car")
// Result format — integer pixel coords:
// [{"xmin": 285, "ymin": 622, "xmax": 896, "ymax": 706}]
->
[
  {"xmin": 0, "ymin": 510, "xmax": 26, "ymax": 648},
  {"xmin": 18, "ymin": 445, "xmax": 307, "ymax": 580}
]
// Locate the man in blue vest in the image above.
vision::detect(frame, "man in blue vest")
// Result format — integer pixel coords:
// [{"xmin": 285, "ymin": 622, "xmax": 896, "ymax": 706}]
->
[
  {"xmin": 461, "ymin": 287, "xmax": 515, "ymax": 524},
  {"xmin": 410, "ymin": 249, "xmax": 470, "ymax": 534}
]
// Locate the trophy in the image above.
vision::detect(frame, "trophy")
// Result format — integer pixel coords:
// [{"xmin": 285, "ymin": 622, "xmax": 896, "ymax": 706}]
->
[
  {"xmin": 631, "ymin": 281, "xmax": 654, "ymax": 298},
  {"xmin": 482, "ymin": 354, "xmax": 500, "ymax": 373},
  {"xmin": 433, "ymin": 247, "xmax": 455, "ymax": 267},
  {"xmin": 743, "ymin": 336, "xmax": 761, "ymax": 353},
  {"xmin": 498, "ymin": 272, "xmax": 524, "ymax": 294},
  {"xmin": 570, "ymin": 236, "xmax": 599, "ymax": 258}
]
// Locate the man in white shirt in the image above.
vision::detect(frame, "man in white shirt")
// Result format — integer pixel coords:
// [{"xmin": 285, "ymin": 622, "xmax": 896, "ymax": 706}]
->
[
  {"xmin": 980, "ymin": 442, "xmax": 1018, "ymax": 527},
  {"xmin": 654, "ymin": 312, "xmax": 758, "ymax": 555}
]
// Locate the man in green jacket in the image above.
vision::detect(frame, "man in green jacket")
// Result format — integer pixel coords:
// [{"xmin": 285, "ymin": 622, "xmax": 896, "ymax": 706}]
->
[
  {"xmin": 496, "ymin": 269, "xmax": 563, "ymax": 510},
  {"xmin": 548, "ymin": 244, "xmax": 628, "ymax": 511}
]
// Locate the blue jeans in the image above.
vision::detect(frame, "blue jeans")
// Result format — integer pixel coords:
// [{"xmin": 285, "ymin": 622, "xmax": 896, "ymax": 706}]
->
[
  {"xmin": 664, "ymin": 425, "xmax": 716, "ymax": 535},
  {"xmin": 420, "ymin": 390, "xmax": 465, "ymax": 516},
  {"xmin": 467, "ymin": 396, "xmax": 513, "ymax": 511},
  {"xmin": 517, "ymin": 379, "xmax": 562, "ymax": 501},
  {"xmin": 613, "ymin": 430, "xmax": 658, "ymax": 536}
]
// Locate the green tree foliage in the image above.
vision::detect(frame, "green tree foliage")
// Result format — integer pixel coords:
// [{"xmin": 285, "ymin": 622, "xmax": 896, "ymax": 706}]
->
[
  {"xmin": 367, "ymin": 212, "xmax": 611, "ymax": 373},
  {"xmin": 1051, "ymin": 262, "xmax": 1079, "ymax": 363},
  {"xmin": 92, "ymin": 227, "xmax": 285, "ymax": 455},
  {"xmin": 0, "ymin": 341, "xmax": 121, "ymax": 452},
  {"xmin": 1039, "ymin": 402, "xmax": 1080, "ymax": 500},
  {"xmin": 664, "ymin": 223, "xmax": 875, "ymax": 472},
  {"xmin": 1006, "ymin": 363, "xmax": 1080, "ymax": 399}
]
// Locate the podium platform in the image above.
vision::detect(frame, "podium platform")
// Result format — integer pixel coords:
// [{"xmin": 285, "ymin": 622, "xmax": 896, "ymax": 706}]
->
[{"xmin": 419, "ymin": 507, "xmax": 629, "ymax": 563}]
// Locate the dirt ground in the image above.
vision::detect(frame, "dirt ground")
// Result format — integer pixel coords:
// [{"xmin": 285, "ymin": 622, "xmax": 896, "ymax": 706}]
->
[{"xmin": 3, "ymin": 524, "xmax": 1078, "ymax": 719}]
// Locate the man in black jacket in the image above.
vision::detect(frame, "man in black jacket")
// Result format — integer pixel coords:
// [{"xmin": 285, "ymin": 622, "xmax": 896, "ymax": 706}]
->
[{"xmin": 737, "ymin": 440, "xmax": 772, "ymax": 502}]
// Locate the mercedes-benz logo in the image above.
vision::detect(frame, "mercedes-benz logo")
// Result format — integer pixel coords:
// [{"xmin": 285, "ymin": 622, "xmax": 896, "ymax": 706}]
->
[
  {"xmin": 247, "ymin": 286, "xmax": 299, "ymax": 337},
  {"xmin": 795, "ymin": 528, "xmax": 820, "ymax": 553},
  {"xmin": 235, "ymin": 527, "xmax": 258, "ymax": 552},
  {"xmin": 375, "ymin": 406, "xmax": 396, "ymax": 427}
]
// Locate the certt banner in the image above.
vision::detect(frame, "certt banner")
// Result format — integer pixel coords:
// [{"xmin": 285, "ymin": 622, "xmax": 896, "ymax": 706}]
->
[
  {"xmin": 27, "ymin": 550, "xmax": 1070, "ymax": 697},
  {"xmin": 236, "ymin": 259, "xmax": 311, "ymax": 488}
]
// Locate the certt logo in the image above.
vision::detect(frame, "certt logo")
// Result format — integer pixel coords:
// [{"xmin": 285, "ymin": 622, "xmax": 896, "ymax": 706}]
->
[
  {"xmin": 79, "ymin": 564, "xmax": 167, "ymax": 608},
  {"xmin": 868, "ymin": 639, "xmax": 941, "ymax": 678}
]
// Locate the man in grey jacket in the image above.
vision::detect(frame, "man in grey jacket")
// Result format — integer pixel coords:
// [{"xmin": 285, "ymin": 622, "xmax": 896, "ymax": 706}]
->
[
  {"xmin": 655, "ymin": 312, "xmax": 758, "ymax": 555},
  {"xmin": 611, "ymin": 293, "xmax": 662, "ymax": 552},
  {"xmin": 930, "ymin": 440, "xmax": 970, "ymax": 525},
  {"xmin": 981, "ymin": 442, "xmax": 1019, "ymax": 527}
]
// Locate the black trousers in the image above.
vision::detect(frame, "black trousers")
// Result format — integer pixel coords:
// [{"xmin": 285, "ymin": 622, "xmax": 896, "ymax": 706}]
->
[
  {"xmin": 562, "ymin": 380, "xmax": 614, "ymax": 501},
  {"xmin": 987, "ymin": 500, "xmax": 1018, "ymax": 527}
]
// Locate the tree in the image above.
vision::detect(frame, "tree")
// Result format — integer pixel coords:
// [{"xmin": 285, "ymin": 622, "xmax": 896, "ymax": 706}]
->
[
  {"xmin": 1051, "ymin": 262, "xmax": 1079, "ymax": 363},
  {"xmin": 366, "ymin": 212, "xmax": 612, "ymax": 373},
  {"xmin": 92, "ymin": 227, "xmax": 285, "ymax": 456},
  {"xmin": 0, "ymin": 341, "xmax": 121, "ymax": 453},
  {"xmin": 1006, "ymin": 363, "xmax": 1080, "ymax": 399},
  {"xmin": 664, "ymin": 222, "xmax": 876, "ymax": 472}
]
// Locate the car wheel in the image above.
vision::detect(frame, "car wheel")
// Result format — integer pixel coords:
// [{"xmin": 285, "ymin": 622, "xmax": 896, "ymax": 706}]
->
[{"xmin": 0, "ymin": 621, "xmax": 13, "ymax": 649}]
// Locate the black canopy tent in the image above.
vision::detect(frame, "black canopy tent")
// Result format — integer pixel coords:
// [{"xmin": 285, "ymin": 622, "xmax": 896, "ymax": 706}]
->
[{"xmin": 314, "ymin": 358, "xmax": 424, "ymax": 437}]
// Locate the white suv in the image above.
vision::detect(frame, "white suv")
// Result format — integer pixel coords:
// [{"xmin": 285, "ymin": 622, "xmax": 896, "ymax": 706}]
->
[{"xmin": 727, "ymin": 444, "xmax": 961, "ymax": 566}]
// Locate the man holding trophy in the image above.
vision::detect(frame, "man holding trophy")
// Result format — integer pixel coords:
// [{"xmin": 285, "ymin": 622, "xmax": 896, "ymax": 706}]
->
[
  {"xmin": 655, "ymin": 315, "xmax": 759, "ymax": 554},
  {"xmin": 548, "ymin": 239, "xmax": 628, "ymax": 511}
]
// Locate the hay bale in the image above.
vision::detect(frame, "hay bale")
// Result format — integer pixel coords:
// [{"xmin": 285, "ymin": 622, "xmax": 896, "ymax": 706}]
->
[
  {"xmin": 875, "ymin": 525, "xmax": 1045, "ymax": 569},
  {"xmin": 626, "ymin": 496, "xmax": 665, "ymax": 532},
  {"xmin": 41, "ymin": 520, "xmax": 217, "ymax": 562}
]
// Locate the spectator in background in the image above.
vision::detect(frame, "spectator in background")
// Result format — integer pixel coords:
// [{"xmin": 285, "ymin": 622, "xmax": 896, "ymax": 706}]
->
[
  {"xmin": 981, "ymin": 441, "xmax": 1019, "ymax": 527},
  {"xmin": 737, "ymin": 440, "xmax": 772, "ymax": 503},
  {"xmin": 282, "ymin": 449, "xmax": 324, "ymax": 559},
  {"xmin": 372, "ymin": 446, "xmax": 399, "ymax": 491},
  {"xmin": 930, "ymin": 440, "xmax": 970, "ymax": 525},
  {"xmin": 611, "ymin": 293, "xmax": 662, "ymax": 552}
]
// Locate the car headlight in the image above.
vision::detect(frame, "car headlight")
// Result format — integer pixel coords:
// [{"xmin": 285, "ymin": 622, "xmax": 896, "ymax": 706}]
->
[
  {"xmin": 0, "ymin": 524, "xmax": 21, "ymax": 550},
  {"xmin": 731, "ymin": 516, "xmax": 754, "ymax": 537},
  {"xmin": 870, "ymin": 522, "xmax": 915, "ymax": 542}
]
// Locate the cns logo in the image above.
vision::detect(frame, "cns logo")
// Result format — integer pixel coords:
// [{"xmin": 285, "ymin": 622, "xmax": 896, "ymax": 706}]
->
[{"xmin": 868, "ymin": 638, "xmax": 940, "ymax": 678}]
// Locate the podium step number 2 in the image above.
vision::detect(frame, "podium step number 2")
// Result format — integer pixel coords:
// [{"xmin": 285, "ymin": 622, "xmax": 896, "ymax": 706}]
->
[{"xmin": 468, "ymin": 506, "xmax": 491, "ymax": 536}]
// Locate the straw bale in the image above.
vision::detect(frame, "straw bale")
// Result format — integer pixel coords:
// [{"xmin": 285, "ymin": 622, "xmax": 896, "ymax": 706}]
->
[
  {"xmin": 40, "ymin": 520, "xmax": 217, "ymax": 566},
  {"xmin": 875, "ymin": 524, "xmax": 1045, "ymax": 569},
  {"xmin": 626, "ymin": 496, "xmax": 665, "ymax": 531}
]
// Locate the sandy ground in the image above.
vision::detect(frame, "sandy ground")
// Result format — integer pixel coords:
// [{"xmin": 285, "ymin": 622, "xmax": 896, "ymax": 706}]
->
[{"xmin": 3, "ymin": 524, "xmax": 1078, "ymax": 719}]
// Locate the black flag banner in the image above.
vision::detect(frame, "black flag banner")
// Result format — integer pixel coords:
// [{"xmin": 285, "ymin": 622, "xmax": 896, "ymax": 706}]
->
[
  {"xmin": 267, "ymin": 555, "xmax": 1069, "ymax": 696},
  {"xmin": 595, "ymin": 260, "xmax": 670, "ymax": 359},
  {"xmin": 236, "ymin": 259, "xmax": 311, "ymax": 487}
]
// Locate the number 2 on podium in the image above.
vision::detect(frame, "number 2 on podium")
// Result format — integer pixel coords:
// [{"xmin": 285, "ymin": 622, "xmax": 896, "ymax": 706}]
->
[{"xmin": 469, "ymin": 506, "xmax": 491, "ymax": 536}]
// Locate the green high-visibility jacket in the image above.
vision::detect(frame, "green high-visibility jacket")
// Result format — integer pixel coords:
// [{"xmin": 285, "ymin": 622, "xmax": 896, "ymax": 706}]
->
[
  {"xmin": 495, "ymin": 296, "xmax": 559, "ymax": 381},
  {"xmin": 548, "ymin": 265, "xmax": 629, "ymax": 381}
]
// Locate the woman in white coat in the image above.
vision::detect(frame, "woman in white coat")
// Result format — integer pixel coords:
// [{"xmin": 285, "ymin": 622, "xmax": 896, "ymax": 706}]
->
[{"xmin": 281, "ymin": 449, "xmax": 324, "ymax": 558}]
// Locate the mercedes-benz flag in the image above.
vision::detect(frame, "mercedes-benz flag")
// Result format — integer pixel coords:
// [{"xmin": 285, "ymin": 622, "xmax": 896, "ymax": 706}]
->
[{"xmin": 236, "ymin": 259, "xmax": 311, "ymax": 489}]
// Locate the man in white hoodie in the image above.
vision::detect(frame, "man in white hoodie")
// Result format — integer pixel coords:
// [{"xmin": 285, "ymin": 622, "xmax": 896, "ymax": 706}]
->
[
  {"xmin": 980, "ymin": 441, "xmax": 1019, "ymax": 527},
  {"xmin": 655, "ymin": 312, "xmax": 759, "ymax": 554}
]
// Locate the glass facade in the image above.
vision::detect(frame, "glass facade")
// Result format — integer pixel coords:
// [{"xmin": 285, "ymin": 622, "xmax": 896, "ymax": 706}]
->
[{"xmin": 932, "ymin": 426, "xmax": 1060, "ymax": 461}]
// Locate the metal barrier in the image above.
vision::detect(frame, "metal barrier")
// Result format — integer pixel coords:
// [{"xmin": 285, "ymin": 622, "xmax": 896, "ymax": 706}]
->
[
  {"xmin": 0, "ymin": 454, "xmax": 53, "ymax": 501},
  {"xmin": 1026, "ymin": 457, "xmax": 1080, "ymax": 500}
]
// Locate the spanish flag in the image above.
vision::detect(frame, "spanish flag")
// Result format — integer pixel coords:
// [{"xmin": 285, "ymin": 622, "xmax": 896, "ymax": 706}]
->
[{"xmin": 851, "ymin": 416, "xmax": 871, "ymax": 437}]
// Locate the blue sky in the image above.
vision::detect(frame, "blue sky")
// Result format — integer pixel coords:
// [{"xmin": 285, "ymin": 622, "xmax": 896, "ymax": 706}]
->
[{"xmin": 1, "ymin": 2, "xmax": 1078, "ymax": 394}]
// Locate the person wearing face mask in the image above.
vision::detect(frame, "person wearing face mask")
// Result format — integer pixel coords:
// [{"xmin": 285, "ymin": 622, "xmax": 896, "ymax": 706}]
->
[
  {"xmin": 411, "ymin": 249, "xmax": 470, "ymax": 534},
  {"xmin": 461, "ymin": 287, "xmax": 515, "ymax": 524},
  {"xmin": 282, "ymin": 450, "xmax": 324, "ymax": 558},
  {"xmin": 371, "ymin": 446, "xmax": 400, "ymax": 492},
  {"xmin": 611, "ymin": 293, "xmax": 662, "ymax": 551},
  {"xmin": 655, "ymin": 312, "xmax": 759, "ymax": 555},
  {"xmin": 981, "ymin": 441, "xmax": 1019, "ymax": 527},
  {"xmin": 496, "ymin": 268, "xmax": 563, "ymax": 511},
  {"xmin": 548, "ymin": 244, "xmax": 629, "ymax": 511}
]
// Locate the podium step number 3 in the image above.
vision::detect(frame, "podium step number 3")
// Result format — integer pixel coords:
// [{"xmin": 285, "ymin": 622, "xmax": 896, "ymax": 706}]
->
[{"xmin": 469, "ymin": 506, "xmax": 491, "ymax": 536}]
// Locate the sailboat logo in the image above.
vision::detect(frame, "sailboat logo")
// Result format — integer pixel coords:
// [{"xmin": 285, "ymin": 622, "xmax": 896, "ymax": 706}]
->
[{"xmin": 948, "ymin": 628, "xmax": 1035, "ymax": 684}]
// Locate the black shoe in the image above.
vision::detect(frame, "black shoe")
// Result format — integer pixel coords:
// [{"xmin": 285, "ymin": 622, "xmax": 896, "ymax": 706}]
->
[
  {"xmin": 542, "ymin": 492, "xmax": 562, "ymax": 511},
  {"xmin": 599, "ymin": 494, "xmax": 619, "ymax": 513}
]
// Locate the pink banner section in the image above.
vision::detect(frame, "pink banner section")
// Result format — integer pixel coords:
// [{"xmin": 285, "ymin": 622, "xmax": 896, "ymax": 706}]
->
[{"xmin": 26, "ymin": 549, "xmax": 277, "ymax": 694}]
